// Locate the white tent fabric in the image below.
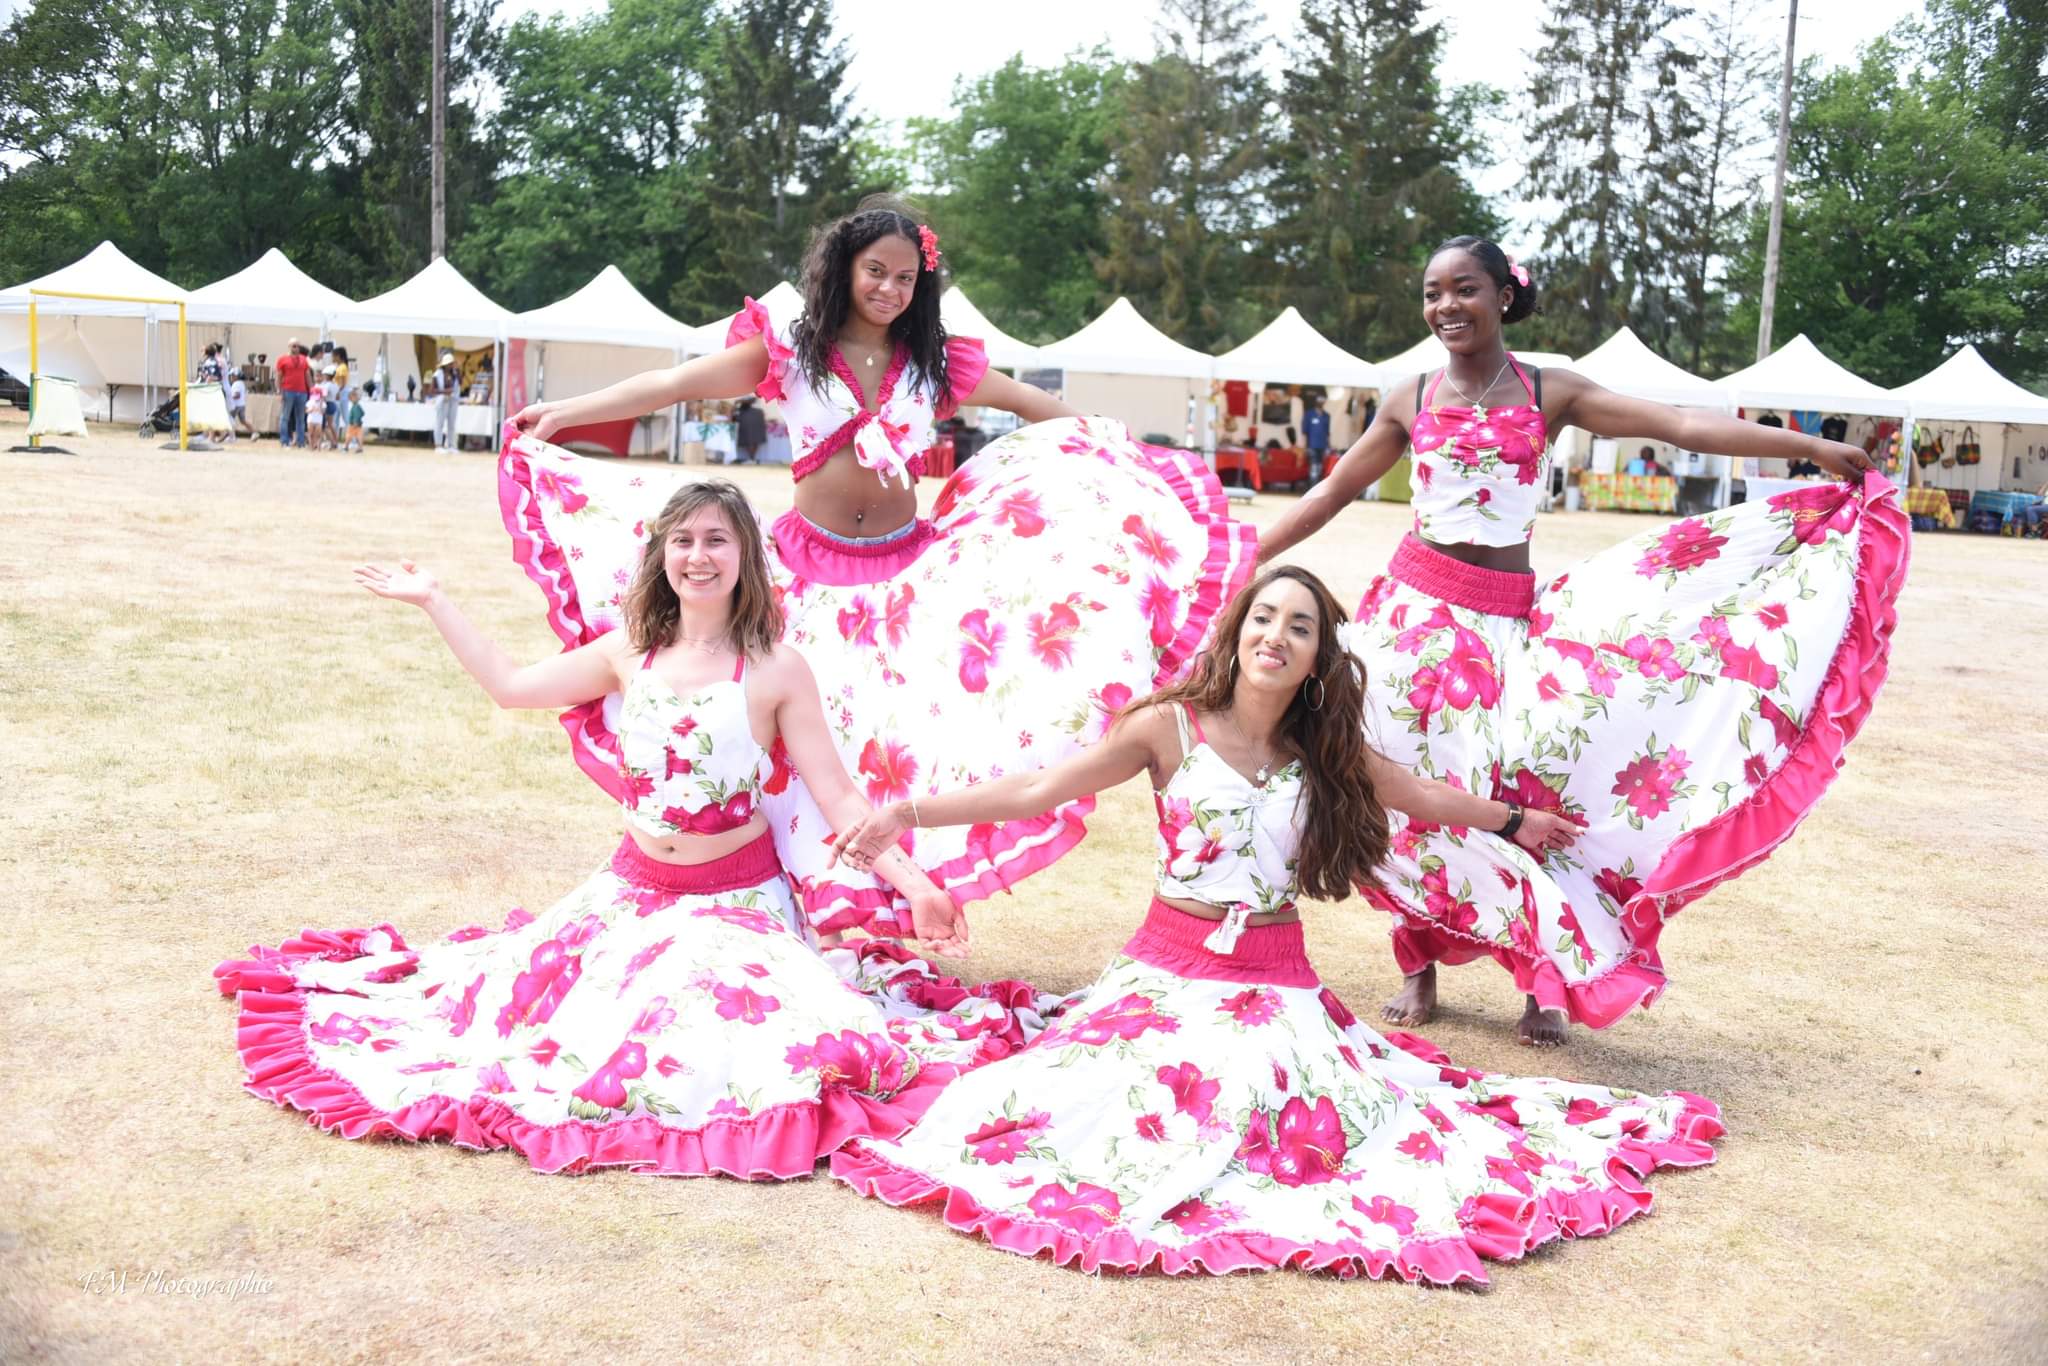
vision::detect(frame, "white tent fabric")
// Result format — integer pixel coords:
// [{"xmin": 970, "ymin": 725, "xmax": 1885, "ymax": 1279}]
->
[
  {"xmin": 0, "ymin": 240, "xmax": 186, "ymax": 316},
  {"xmin": 941, "ymin": 286, "xmax": 1039, "ymax": 370},
  {"xmin": 1214, "ymin": 307, "xmax": 1380, "ymax": 388},
  {"xmin": 1037, "ymin": 298, "xmax": 1216, "ymax": 380},
  {"xmin": 510, "ymin": 265, "xmax": 695, "ymax": 348},
  {"xmin": 1571, "ymin": 328, "xmax": 1728, "ymax": 408},
  {"xmin": 1374, "ymin": 333, "xmax": 1574, "ymax": 378},
  {"xmin": 1714, "ymin": 334, "xmax": 1907, "ymax": 417},
  {"xmin": 686, "ymin": 282, "xmax": 803, "ymax": 355},
  {"xmin": 1889, "ymin": 344, "xmax": 2048, "ymax": 425},
  {"xmin": 186, "ymin": 249, "xmax": 355, "ymax": 327},
  {"xmin": 329, "ymin": 257, "xmax": 509, "ymax": 337}
]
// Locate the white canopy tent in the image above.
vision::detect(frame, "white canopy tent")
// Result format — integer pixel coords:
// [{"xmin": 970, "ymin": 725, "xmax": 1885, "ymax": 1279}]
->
[
  {"xmin": 0, "ymin": 241, "xmax": 190, "ymax": 421},
  {"xmin": 1213, "ymin": 306, "xmax": 1382, "ymax": 456},
  {"xmin": 940, "ymin": 286, "xmax": 1039, "ymax": 370},
  {"xmin": 1037, "ymin": 297, "xmax": 1216, "ymax": 446},
  {"xmin": 1571, "ymin": 328, "xmax": 1726, "ymax": 407},
  {"xmin": 184, "ymin": 249, "xmax": 380, "ymax": 433},
  {"xmin": 326, "ymin": 257, "xmax": 512, "ymax": 441},
  {"xmin": 685, "ymin": 282, "xmax": 803, "ymax": 356},
  {"xmin": 510, "ymin": 265, "xmax": 698, "ymax": 457},
  {"xmin": 1890, "ymin": 344, "xmax": 2048, "ymax": 494},
  {"xmin": 1714, "ymin": 334, "xmax": 1908, "ymax": 417}
]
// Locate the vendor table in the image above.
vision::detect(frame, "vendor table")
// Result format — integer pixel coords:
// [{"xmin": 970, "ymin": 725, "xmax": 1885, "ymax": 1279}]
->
[
  {"xmin": 1901, "ymin": 486, "xmax": 1956, "ymax": 529},
  {"xmin": 1213, "ymin": 445, "xmax": 1262, "ymax": 491},
  {"xmin": 362, "ymin": 400, "xmax": 495, "ymax": 438},
  {"xmin": 1967, "ymin": 489, "xmax": 2044, "ymax": 532},
  {"xmin": 1579, "ymin": 471, "xmax": 1678, "ymax": 513}
]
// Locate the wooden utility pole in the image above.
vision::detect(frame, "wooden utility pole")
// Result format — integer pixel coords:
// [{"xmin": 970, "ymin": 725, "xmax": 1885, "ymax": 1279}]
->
[
  {"xmin": 1757, "ymin": 0, "xmax": 1797, "ymax": 361},
  {"xmin": 431, "ymin": 0, "xmax": 447, "ymax": 260}
]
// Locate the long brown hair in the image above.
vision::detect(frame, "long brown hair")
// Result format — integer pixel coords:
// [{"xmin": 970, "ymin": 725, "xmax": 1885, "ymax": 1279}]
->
[
  {"xmin": 621, "ymin": 480, "xmax": 783, "ymax": 658},
  {"xmin": 789, "ymin": 195, "xmax": 950, "ymax": 404},
  {"xmin": 1130, "ymin": 565, "xmax": 1389, "ymax": 901}
]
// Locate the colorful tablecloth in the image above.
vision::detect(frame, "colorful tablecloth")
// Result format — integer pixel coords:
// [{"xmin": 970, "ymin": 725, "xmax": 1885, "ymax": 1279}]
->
[
  {"xmin": 1579, "ymin": 472, "xmax": 1678, "ymax": 513},
  {"xmin": 1901, "ymin": 486, "xmax": 1956, "ymax": 528},
  {"xmin": 1967, "ymin": 489, "xmax": 2044, "ymax": 531}
]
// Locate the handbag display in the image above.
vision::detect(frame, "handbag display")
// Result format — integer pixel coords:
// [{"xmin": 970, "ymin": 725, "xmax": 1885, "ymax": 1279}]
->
[{"xmin": 1956, "ymin": 425, "xmax": 1981, "ymax": 466}]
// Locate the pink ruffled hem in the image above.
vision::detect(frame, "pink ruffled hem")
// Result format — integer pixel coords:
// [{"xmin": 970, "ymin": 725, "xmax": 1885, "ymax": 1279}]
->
[
  {"xmin": 213, "ymin": 924, "xmax": 953, "ymax": 1179},
  {"xmin": 1132, "ymin": 439, "xmax": 1260, "ymax": 683},
  {"xmin": 937, "ymin": 334, "xmax": 990, "ymax": 419},
  {"xmin": 724, "ymin": 296, "xmax": 792, "ymax": 405},
  {"xmin": 1377, "ymin": 474, "xmax": 1908, "ymax": 1028},
  {"xmin": 830, "ymin": 1089, "xmax": 1721, "ymax": 1283},
  {"xmin": 770, "ymin": 506, "xmax": 937, "ymax": 587}
]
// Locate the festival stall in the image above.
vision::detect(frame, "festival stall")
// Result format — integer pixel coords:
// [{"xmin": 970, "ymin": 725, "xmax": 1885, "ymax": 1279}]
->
[
  {"xmin": 1715, "ymin": 334, "xmax": 1909, "ymax": 508},
  {"xmin": 510, "ymin": 265, "xmax": 695, "ymax": 458},
  {"xmin": 325, "ymin": 258, "xmax": 511, "ymax": 444},
  {"xmin": 185, "ymin": 249, "xmax": 378, "ymax": 433},
  {"xmin": 1890, "ymin": 344, "xmax": 2048, "ymax": 533},
  {"xmin": 0, "ymin": 241, "xmax": 190, "ymax": 423},
  {"xmin": 676, "ymin": 282, "xmax": 802, "ymax": 465},
  {"xmin": 1566, "ymin": 327, "xmax": 1732, "ymax": 512},
  {"xmin": 1211, "ymin": 307, "xmax": 1380, "ymax": 490},
  {"xmin": 1036, "ymin": 297, "xmax": 1215, "ymax": 450}
]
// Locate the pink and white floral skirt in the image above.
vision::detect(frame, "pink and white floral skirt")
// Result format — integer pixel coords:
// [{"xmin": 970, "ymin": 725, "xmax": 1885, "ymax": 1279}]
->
[
  {"xmin": 499, "ymin": 417, "xmax": 1257, "ymax": 935},
  {"xmin": 1347, "ymin": 474, "xmax": 1909, "ymax": 1026},
  {"xmin": 214, "ymin": 833, "xmax": 1046, "ymax": 1179},
  {"xmin": 831, "ymin": 899, "xmax": 1722, "ymax": 1283}
]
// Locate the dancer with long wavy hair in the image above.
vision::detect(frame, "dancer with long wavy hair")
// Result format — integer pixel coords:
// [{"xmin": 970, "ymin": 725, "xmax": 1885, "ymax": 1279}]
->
[
  {"xmin": 824, "ymin": 568, "xmax": 1719, "ymax": 1283},
  {"xmin": 1259, "ymin": 236, "xmax": 1907, "ymax": 1046},
  {"xmin": 502, "ymin": 196, "xmax": 1254, "ymax": 940}
]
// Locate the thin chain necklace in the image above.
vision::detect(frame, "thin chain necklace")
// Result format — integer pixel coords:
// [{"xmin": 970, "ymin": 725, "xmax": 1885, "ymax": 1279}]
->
[
  {"xmin": 1220, "ymin": 703, "xmax": 1279, "ymax": 786},
  {"xmin": 672, "ymin": 632, "xmax": 727, "ymax": 655},
  {"xmin": 1443, "ymin": 353, "xmax": 1512, "ymax": 416}
]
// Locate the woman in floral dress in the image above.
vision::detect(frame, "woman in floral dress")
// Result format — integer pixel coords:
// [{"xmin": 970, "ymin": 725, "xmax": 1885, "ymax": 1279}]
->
[
  {"xmin": 214, "ymin": 481, "xmax": 1039, "ymax": 1178},
  {"xmin": 1259, "ymin": 236, "xmax": 1909, "ymax": 1046},
  {"xmin": 823, "ymin": 567, "xmax": 1720, "ymax": 1282},
  {"xmin": 504, "ymin": 197, "xmax": 1255, "ymax": 940}
]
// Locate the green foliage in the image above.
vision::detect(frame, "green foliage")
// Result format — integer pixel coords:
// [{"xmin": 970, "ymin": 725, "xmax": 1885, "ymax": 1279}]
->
[
  {"xmin": 907, "ymin": 51, "xmax": 1125, "ymax": 344},
  {"xmin": 1264, "ymin": 0, "xmax": 1501, "ymax": 359}
]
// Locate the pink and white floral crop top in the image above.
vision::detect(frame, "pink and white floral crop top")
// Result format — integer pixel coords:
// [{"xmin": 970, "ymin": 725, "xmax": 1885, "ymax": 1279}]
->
[
  {"xmin": 616, "ymin": 649, "xmax": 775, "ymax": 839},
  {"xmin": 1409, "ymin": 354, "xmax": 1550, "ymax": 547},
  {"xmin": 1154, "ymin": 705, "xmax": 1304, "ymax": 954},
  {"xmin": 725, "ymin": 295, "xmax": 990, "ymax": 489}
]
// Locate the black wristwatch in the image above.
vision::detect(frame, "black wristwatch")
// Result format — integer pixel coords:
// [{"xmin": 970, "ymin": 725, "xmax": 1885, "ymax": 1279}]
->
[{"xmin": 1497, "ymin": 799, "xmax": 1525, "ymax": 840}]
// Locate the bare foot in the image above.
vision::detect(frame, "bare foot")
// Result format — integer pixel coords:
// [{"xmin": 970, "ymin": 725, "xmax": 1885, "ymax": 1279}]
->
[
  {"xmin": 1516, "ymin": 996, "xmax": 1568, "ymax": 1048},
  {"xmin": 1381, "ymin": 965, "xmax": 1437, "ymax": 1027}
]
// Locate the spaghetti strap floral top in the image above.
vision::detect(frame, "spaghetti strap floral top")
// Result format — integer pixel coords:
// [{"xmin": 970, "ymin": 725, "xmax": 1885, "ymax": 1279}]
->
[
  {"xmin": 1153, "ymin": 704, "xmax": 1304, "ymax": 954},
  {"xmin": 724, "ymin": 294, "xmax": 990, "ymax": 488},
  {"xmin": 616, "ymin": 649, "xmax": 777, "ymax": 838},
  {"xmin": 1409, "ymin": 353, "xmax": 1549, "ymax": 547}
]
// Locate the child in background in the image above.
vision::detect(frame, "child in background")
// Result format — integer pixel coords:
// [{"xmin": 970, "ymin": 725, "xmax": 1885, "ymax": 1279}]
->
[
  {"xmin": 305, "ymin": 380, "xmax": 329, "ymax": 449},
  {"xmin": 346, "ymin": 387, "xmax": 365, "ymax": 451},
  {"xmin": 225, "ymin": 369, "xmax": 249, "ymax": 441}
]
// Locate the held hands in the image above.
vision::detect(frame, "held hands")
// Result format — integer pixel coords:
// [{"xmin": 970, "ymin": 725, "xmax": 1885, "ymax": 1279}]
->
[
  {"xmin": 507, "ymin": 401, "xmax": 568, "ymax": 442},
  {"xmin": 827, "ymin": 801, "xmax": 911, "ymax": 872},
  {"xmin": 1513, "ymin": 809, "xmax": 1582, "ymax": 857},
  {"xmin": 354, "ymin": 559, "xmax": 440, "ymax": 607},
  {"xmin": 1813, "ymin": 440, "xmax": 1876, "ymax": 480}
]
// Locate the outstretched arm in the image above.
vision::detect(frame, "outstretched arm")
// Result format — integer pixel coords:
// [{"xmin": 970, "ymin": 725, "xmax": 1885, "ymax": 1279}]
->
[
  {"xmin": 1364, "ymin": 750, "xmax": 1580, "ymax": 857},
  {"xmin": 354, "ymin": 561, "xmax": 623, "ymax": 709},
  {"xmin": 762, "ymin": 645, "xmax": 973, "ymax": 957},
  {"xmin": 960, "ymin": 369, "xmax": 1080, "ymax": 424},
  {"xmin": 1546, "ymin": 370, "xmax": 1875, "ymax": 479},
  {"xmin": 830, "ymin": 705, "xmax": 1173, "ymax": 867},
  {"xmin": 1258, "ymin": 379, "xmax": 1417, "ymax": 564},
  {"xmin": 509, "ymin": 336, "xmax": 771, "ymax": 441}
]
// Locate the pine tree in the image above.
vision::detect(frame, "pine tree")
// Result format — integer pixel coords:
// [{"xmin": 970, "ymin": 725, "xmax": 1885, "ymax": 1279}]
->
[
  {"xmin": 1098, "ymin": 0, "xmax": 1270, "ymax": 350},
  {"xmin": 672, "ymin": 0, "xmax": 859, "ymax": 318},
  {"xmin": 1523, "ymin": 0, "xmax": 1692, "ymax": 355},
  {"xmin": 1265, "ymin": 0, "xmax": 1500, "ymax": 358}
]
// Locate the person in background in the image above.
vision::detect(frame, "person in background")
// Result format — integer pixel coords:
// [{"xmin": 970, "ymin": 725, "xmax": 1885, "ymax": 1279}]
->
[
  {"xmin": 305, "ymin": 375, "xmax": 330, "ymax": 450},
  {"xmin": 275, "ymin": 339, "xmax": 311, "ymax": 448},
  {"xmin": 225, "ymin": 368, "xmax": 250, "ymax": 440},
  {"xmin": 427, "ymin": 351, "xmax": 461, "ymax": 455},
  {"xmin": 346, "ymin": 386, "xmax": 365, "ymax": 452},
  {"xmin": 1626, "ymin": 444, "xmax": 1655, "ymax": 476},
  {"xmin": 197, "ymin": 343, "xmax": 224, "ymax": 384},
  {"xmin": 734, "ymin": 397, "xmax": 766, "ymax": 464},
  {"xmin": 319, "ymin": 363, "xmax": 342, "ymax": 448},
  {"xmin": 1302, "ymin": 393, "xmax": 1332, "ymax": 482}
]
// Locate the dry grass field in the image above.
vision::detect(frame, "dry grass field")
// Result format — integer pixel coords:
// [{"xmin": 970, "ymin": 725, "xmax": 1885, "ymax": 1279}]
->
[{"xmin": 2, "ymin": 414, "xmax": 2044, "ymax": 1363}]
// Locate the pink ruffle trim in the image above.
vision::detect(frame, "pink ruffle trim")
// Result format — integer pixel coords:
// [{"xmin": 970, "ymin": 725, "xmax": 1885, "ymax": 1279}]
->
[
  {"xmin": 724, "ymin": 296, "xmax": 792, "ymax": 405},
  {"xmin": 830, "ymin": 1089, "xmax": 1721, "ymax": 1284},
  {"xmin": 1379, "ymin": 474, "xmax": 1908, "ymax": 1029},
  {"xmin": 769, "ymin": 506, "xmax": 937, "ymax": 587},
  {"xmin": 1133, "ymin": 439, "xmax": 1261, "ymax": 684},
  {"xmin": 937, "ymin": 334, "xmax": 990, "ymax": 419},
  {"xmin": 213, "ymin": 923, "xmax": 954, "ymax": 1179}
]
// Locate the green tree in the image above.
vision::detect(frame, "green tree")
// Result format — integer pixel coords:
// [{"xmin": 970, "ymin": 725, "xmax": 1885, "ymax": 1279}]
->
[
  {"xmin": 1264, "ymin": 0, "xmax": 1500, "ymax": 359},
  {"xmin": 1726, "ymin": 25, "xmax": 2048, "ymax": 385},
  {"xmin": 907, "ymin": 51, "xmax": 1125, "ymax": 343},
  {"xmin": 671, "ymin": 0, "xmax": 859, "ymax": 320},
  {"xmin": 1098, "ymin": 0, "xmax": 1271, "ymax": 350},
  {"xmin": 1522, "ymin": 0, "xmax": 1694, "ymax": 355}
]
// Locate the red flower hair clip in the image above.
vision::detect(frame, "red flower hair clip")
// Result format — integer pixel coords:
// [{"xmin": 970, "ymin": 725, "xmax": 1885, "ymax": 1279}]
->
[{"xmin": 917, "ymin": 224, "xmax": 941, "ymax": 273}]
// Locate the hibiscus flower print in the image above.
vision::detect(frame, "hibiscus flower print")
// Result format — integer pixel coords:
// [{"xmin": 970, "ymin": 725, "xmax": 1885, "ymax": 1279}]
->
[
  {"xmin": 1238, "ymin": 1095, "xmax": 1349, "ymax": 1187},
  {"xmin": 957, "ymin": 609, "xmax": 1005, "ymax": 693},
  {"xmin": 1135, "ymin": 1112, "xmax": 1167, "ymax": 1142},
  {"xmin": 1636, "ymin": 516, "xmax": 1727, "ymax": 579},
  {"xmin": 857, "ymin": 736, "xmax": 918, "ymax": 804},
  {"xmin": 1121, "ymin": 512, "xmax": 1181, "ymax": 568},
  {"xmin": 1139, "ymin": 575, "xmax": 1180, "ymax": 650},
  {"xmin": 1026, "ymin": 1181, "xmax": 1122, "ymax": 1237},
  {"xmin": 474, "ymin": 1062, "xmax": 516, "ymax": 1096},
  {"xmin": 1219, "ymin": 987, "xmax": 1281, "ymax": 1027},
  {"xmin": 1161, "ymin": 1198, "xmax": 1240, "ymax": 1238},
  {"xmin": 309, "ymin": 1013, "xmax": 370, "ymax": 1047},
  {"xmin": 964, "ymin": 1108, "xmax": 1052, "ymax": 1164},
  {"xmin": 1611, "ymin": 742, "xmax": 1692, "ymax": 825},
  {"xmin": 993, "ymin": 489, "xmax": 1048, "ymax": 537},
  {"xmin": 712, "ymin": 981, "xmax": 780, "ymax": 1025},
  {"xmin": 1067, "ymin": 993, "xmax": 1180, "ymax": 1046},
  {"xmin": 495, "ymin": 938, "xmax": 585, "ymax": 1036},
  {"xmin": 1395, "ymin": 1129, "xmax": 1445, "ymax": 1164},
  {"xmin": 570, "ymin": 1039, "xmax": 648, "ymax": 1111},
  {"xmin": 1026, "ymin": 600, "xmax": 1082, "ymax": 670},
  {"xmin": 1156, "ymin": 1061, "xmax": 1221, "ymax": 1126},
  {"xmin": 1354, "ymin": 1194, "xmax": 1419, "ymax": 1237}
]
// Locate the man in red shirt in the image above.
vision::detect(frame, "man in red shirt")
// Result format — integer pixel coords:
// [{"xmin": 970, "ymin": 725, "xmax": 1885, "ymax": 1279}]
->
[{"xmin": 274, "ymin": 339, "xmax": 311, "ymax": 448}]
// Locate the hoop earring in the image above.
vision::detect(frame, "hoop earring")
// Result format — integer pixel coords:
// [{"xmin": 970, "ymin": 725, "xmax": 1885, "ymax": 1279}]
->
[{"xmin": 1305, "ymin": 675, "xmax": 1325, "ymax": 711}]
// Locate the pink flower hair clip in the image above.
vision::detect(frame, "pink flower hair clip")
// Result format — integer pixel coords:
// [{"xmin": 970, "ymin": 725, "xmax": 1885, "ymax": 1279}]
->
[
  {"xmin": 1503, "ymin": 253, "xmax": 1531, "ymax": 288},
  {"xmin": 918, "ymin": 224, "xmax": 941, "ymax": 273}
]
